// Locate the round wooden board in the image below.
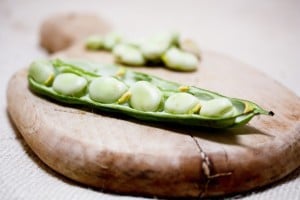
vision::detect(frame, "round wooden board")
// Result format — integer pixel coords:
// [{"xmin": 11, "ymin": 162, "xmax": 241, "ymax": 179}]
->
[{"xmin": 7, "ymin": 48, "xmax": 300, "ymax": 198}]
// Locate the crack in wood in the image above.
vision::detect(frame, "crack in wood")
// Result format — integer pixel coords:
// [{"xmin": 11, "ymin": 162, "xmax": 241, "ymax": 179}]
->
[{"xmin": 191, "ymin": 136, "xmax": 232, "ymax": 198}]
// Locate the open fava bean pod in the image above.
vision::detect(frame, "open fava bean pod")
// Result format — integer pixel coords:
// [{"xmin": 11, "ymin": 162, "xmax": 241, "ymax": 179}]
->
[{"xmin": 28, "ymin": 59, "xmax": 273, "ymax": 128}]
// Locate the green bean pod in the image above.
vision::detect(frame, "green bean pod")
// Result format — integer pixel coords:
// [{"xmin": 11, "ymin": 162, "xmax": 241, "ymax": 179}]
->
[{"xmin": 28, "ymin": 59, "xmax": 273, "ymax": 128}]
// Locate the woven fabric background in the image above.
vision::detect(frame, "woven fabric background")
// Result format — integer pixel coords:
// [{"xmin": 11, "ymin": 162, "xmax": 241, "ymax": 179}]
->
[{"xmin": 1, "ymin": 0, "xmax": 299, "ymax": 199}]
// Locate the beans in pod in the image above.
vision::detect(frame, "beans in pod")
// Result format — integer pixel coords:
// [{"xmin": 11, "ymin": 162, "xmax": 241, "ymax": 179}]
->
[{"xmin": 28, "ymin": 59, "xmax": 273, "ymax": 128}]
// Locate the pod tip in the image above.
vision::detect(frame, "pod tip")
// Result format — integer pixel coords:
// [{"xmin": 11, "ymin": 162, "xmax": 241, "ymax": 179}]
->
[{"xmin": 268, "ymin": 111, "xmax": 275, "ymax": 116}]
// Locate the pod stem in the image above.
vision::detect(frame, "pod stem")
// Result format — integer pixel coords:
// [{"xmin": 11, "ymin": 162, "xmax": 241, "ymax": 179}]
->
[{"xmin": 268, "ymin": 111, "xmax": 275, "ymax": 116}]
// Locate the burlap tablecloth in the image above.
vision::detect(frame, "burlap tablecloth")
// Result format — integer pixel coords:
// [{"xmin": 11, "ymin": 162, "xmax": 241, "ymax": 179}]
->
[{"xmin": 1, "ymin": 0, "xmax": 299, "ymax": 199}]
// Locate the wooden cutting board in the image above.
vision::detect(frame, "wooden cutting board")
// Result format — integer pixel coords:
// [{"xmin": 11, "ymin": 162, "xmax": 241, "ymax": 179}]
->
[{"xmin": 6, "ymin": 15, "xmax": 300, "ymax": 198}]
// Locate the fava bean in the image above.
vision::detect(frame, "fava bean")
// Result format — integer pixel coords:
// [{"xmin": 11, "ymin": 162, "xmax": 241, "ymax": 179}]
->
[
  {"xmin": 179, "ymin": 39, "xmax": 201, "ymax": 59},
  {"xmin": 85, "ymin": 35, "xmax": 104, "ymax": 50},
  {"xmin": 162, "ymin": 47, "xmax": 198, "ymax": 71},
  {"xmin": 28, "ymin": 59, "xmax": 55, "ymax": 86},
  {"xmin": 200, "ymin": 98, "xmax": 236, "ymax": 118},
  {"xmin": 139, "ymin": 41, "xmax": 169, "ymax": 61},
  {"xmin": 89, "ymin": 76, "xmax": 127, "ymax": 103},
  {"xmin": 165, "ymin": 92, "xmax": 200, "ymax": 114},
  {"xmin": 53, "ymin": 73, "xmax": 87, "ymax": 97},
  {"xmin": 103, "ymin": 32, "xmax": 123, "ymax": 50},
  {"xmin": 129, "ymin": 81, "xmax": 162, "ymax": 112},
  {"xmin": 139, "ymin": 31, "xmax": 179, "ymax": 60},
  {"xmin": 113, "ymin": 44, "xmax": 145, "ymax": 66}
]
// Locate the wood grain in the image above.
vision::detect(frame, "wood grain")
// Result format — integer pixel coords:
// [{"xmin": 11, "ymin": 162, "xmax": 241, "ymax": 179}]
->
[{"xmin": 7, "ymin": 47, "xmax": 300, "ymax": 198}]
